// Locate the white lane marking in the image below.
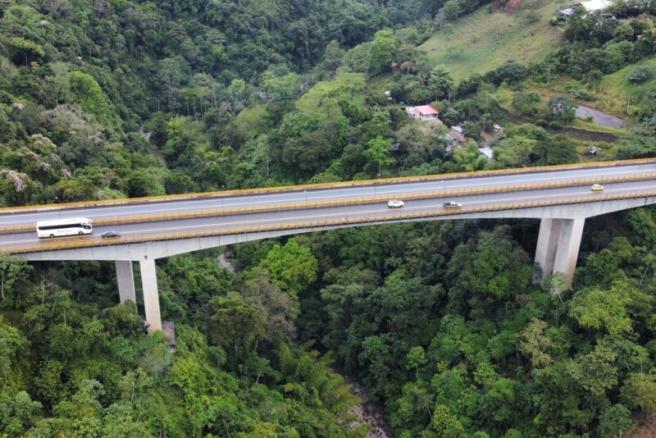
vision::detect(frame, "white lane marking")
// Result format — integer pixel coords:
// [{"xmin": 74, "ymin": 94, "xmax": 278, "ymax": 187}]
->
[
  {"xmin": 3, "ymin": 175, "xmax": 655, "ymax": 227},
  {"xmin": 3, "ymin": 184, "xmax": 655, "ymax": 246},
  {"xmin": 96, "ymin": 185, "xmax": 655, "ymax": 235},
  {"xmin": 2, "ymin": 238, "xmax": 40, "ymax": 245},
  {"xmin": 1, "ymin": 165, "xmax": 655, "ymax": 223}
]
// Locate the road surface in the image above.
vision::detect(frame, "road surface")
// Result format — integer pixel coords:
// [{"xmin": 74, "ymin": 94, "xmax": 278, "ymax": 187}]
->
[
  {"xmin": 576, "ymin": 105, "xmax": 624, "ymax": 129},
  {"xmin": 1, "ymin": 162, "xmax": 654, "ymax": 229},
  {"xmin": 0, "ymin": 168, "xmax": 654, "ymax": 252}
]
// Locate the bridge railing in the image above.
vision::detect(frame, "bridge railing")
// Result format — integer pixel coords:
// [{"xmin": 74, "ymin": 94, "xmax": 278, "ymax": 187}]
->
[
  {"xmin": 1, "ymin": 157, "xmax": 655, "ymax": 215},
  {"xmin": 1, "ymin": 171, "xmax": 655, "ymax": 235},
  {"xmin": 6, "ymin": 189, "xmax": 656, "ymax": 255}
]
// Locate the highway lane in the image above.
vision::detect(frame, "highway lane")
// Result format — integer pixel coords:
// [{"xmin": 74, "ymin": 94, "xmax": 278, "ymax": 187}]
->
[
  {"xmin": 0, "ymin": 162, "xmax": 655, "ymax": 227},
  {"xmin": 2, "ymin": 179, "xmax": 654, "ymax": 251}
]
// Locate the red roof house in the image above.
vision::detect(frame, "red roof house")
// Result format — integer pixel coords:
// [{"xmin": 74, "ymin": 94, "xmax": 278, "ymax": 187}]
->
[{"xmin": 405, "ymin": 104, "xmax": 439, "ymax": 121}]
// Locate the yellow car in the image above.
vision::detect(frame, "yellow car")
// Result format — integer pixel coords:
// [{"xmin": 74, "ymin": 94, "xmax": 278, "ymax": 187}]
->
[{"xmin": 591, "ymin": 184, "xmax": 605, "ymax": 192}]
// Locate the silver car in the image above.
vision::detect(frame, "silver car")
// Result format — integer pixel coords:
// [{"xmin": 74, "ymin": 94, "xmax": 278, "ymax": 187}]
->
[{"xmin": 387, "ymin": 200, "xmax": 405, "ymax": 208}]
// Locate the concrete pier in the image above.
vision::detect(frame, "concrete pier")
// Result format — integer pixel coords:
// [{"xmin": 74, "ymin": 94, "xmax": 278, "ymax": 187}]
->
[
  {"xmin": 115, "ymin": 260, "xmax": 136, "ymax": 304},
  {"xmin": 553, "ymin": 218, "xmax": 585, "ymax": 286},
  {"xmin": 534, "ymin": 219, "xmax": 561, "ymax": 284},
  {"xmin": 139, "ymin": 258, "xmax": 162, "ymax": 332},
  {"xmin": 18, "ymin": 195, "xmax": 656, "ymax": 333},
  {"xmin": 534, "ymin": 218, "xmax": 585, "ymax": 287}
]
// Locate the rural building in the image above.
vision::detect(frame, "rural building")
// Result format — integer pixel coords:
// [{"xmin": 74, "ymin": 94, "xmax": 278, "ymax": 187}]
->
[
  {"xmin": 479, "ymin": 146, "xmax": 494, "ymax": 160},
  {"xmin": 559, "ymin": 0, "xmax": 613, "ymax": 18},
  {"xmin": 580, "ymin": 0, "xmax": 613, "ymax": 12},
  {"xmin": 405, "ymin": 104, "xmax": 439, "ymax": 121},
  {"xmin": 450, "ymin": 125, "xmax": 466, "ymax": 143}
]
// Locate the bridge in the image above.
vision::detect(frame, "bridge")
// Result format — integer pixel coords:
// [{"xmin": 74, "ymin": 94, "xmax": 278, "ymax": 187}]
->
[{"xmin": 1, "ymin": 158, "xmax": 655, "ymax": 332}]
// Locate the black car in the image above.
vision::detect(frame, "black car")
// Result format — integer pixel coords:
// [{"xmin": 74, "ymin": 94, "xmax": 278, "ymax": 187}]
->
[{"xmin": 101, "ymin": 230, "xmax": 121, "ymax": 238}]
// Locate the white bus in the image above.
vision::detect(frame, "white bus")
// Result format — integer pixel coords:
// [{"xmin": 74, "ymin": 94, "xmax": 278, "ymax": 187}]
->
[{"xmin": 36, "ymin": 217, "xmax": 93, "ymax": 238}]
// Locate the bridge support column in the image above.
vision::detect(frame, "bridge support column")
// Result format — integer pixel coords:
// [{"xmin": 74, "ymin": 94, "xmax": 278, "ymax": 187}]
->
[
  {"xmin": 534, "ymin": 218, "xmax": 561, "ymax": 285},
  {"xmin": 553, "ymin": 218, "xmax": 585, "ymax": 287},
  {"xmin": 534, "ymin": 218, "xmax": 585, "ymax": 287},
  {"xmin": 115, "ymin": 261, "xmax": 136, "ymax": 304},
  {"xmin": 139, "ymin": 258, "xmax": 162, "ymax": 333}
]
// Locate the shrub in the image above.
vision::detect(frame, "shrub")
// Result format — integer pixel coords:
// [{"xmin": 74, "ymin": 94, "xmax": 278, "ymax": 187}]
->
[
  {"xmin": 628, "ymin": 67, "xmax": 653, "ymax": 84},
  {"xmin": 524, "ymin": 11, "xmax": 540, "ymax": 24},
  {"xmin": 485, "ymin": 61, "xmax": 528, "ymax": 86},
  {"xmin": 547, "ymin": 96, "xmax": 576, "ymax": 124},
  {"xmin": 512, "ymin": 92, "xmax": 541, "ymax": 116}
]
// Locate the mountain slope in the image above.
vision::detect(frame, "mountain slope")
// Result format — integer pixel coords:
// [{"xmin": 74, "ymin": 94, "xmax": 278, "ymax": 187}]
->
[{"xmin": 420, "ymin": 0, "xmax": 564, "ymax": 80}]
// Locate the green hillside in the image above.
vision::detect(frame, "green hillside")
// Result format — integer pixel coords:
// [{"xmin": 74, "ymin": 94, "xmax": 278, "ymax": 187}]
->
[
  {"xmin": 2, "ymin": 0, "xmax": 656, "ymax": 436},
  {"xmin": 420, "ymin": 0, "xmax": 565, "ymax": 80},
  {"xmin": 597, "ymin": 56, "xmax": 656, "ymax": 115}
]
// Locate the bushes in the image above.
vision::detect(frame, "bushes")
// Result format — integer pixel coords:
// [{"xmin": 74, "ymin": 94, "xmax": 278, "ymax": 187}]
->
[
  {"xmin": 547, "ymin": 96, "xmax": 576, "ymax": 124},
  {"xmin": 628, "ymin": 66, "xmax": 653, "ymax": 84},
  {"xmin": 484, "ymin": 61, "xmax": 528, "ymax": 86},
  {"xmin": 512, "ymin": 91, "xmax": 541, "ymax": 116}
]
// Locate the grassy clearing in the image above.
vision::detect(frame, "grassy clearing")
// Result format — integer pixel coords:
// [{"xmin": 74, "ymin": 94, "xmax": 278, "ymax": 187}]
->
[
  {"xmin": 596, "ymin": 56, "xmax": 656, "ymax": 115},
  {"xmin": 520, "ymin": 56, "xmax": 656, "ymax": 120},
  {"xmin": 574, "ymin": 141, "xmax": 614, "ymax": 161},
  {"xmin": 420, "ymin": 0, "xmax": 565, "ymax": 80},
  {"xmin": 296, "ymin": 72, "xmax": 367, "ymax": 119},
  {"xmin": 571, "ymin": 118, "xmax": 629, "ymax": 136}
]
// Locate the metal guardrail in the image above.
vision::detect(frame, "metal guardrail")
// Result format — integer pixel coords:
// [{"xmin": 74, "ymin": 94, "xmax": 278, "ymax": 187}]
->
[
  {"xmin": 0, "ymin": 157, "xmax": 655, "ymax": 215},
  {"xmin": 1, "ymin": 172, "xmax": 656, "ymax": 236},
  {"xmin": 5, "ymin": 189, "xmax": 656, "ymax": 255}
]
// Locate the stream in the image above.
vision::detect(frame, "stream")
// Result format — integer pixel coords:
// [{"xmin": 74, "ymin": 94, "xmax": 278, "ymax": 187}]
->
[{"xmin": 350, "ymin": 383, "xmax": 391, "ymax": 438}]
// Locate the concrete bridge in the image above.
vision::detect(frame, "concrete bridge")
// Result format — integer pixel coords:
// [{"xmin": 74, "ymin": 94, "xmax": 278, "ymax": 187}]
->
[{"xmin": 1, "ymin": 159, "xmax": 655, "ymax": 332}]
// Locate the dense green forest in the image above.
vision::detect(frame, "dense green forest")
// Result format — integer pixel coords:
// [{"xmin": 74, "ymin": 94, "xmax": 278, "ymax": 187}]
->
[{"xmin": 1, "ymin": 0, "xmax": 656, "ymax": 436}]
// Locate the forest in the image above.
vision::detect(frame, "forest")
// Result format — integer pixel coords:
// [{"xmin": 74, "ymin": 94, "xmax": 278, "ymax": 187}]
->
[{"xmin": 1, "ymin": 0, "xmax": 656, "ymax": 436}]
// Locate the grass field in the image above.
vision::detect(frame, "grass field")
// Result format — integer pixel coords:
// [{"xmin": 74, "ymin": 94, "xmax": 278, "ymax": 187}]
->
[
  {"xmin": 596, "ymin": 56, "xmax": 656, "ymax": 116},
  {"xmin": 296, "ymin": 72, "xmax": 367, "ymax": 120},
  {"xmin": 522, "ymin": 56, "xmax": 656, "ymax": 118},
  {"xmin": 419, "ymin": 0, "xmax": 566, "ymax": 80}
]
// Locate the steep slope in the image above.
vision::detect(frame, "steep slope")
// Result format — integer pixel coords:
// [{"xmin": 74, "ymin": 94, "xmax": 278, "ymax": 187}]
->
[{"xmin": 420, "ymin": 0, "xmax": 564, "ymax": 80}]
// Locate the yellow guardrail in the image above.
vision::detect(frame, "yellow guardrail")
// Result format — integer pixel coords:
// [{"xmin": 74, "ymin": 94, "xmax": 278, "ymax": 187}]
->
[
  {"xmin": 0, "ymin": 157, "xmax": 655, "ymax": 215},
  {"xmin": 1, "ymin": 171, "xmax": 655, "ymax": 236},
  {"xmin": 5, "ymin": 189, "xmax": 656, "ymax": 255}
]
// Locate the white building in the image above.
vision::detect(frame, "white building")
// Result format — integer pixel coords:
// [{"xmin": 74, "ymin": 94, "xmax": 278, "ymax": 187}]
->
[
  {"xmin": 559, "ymin": 0, "xmax": 613, "ymax": 19},
  {"xmin": 580, "ymin": 0, "xmax": 612, "ymax": 12}
]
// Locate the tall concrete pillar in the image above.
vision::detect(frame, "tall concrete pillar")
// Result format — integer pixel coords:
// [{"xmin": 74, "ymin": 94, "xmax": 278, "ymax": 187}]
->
[
  {"xmin": 552, "ymin": 218, "xmax": 585, "ymax": 287},
  {"xmin": 139, "ymin": 258, "xmax": 162, "ymax": 333},
  {"xmin": 115, "ymin": 260, "xmax": 136, "ymax": 303},
  {"xmin": 533, "ymin": 218, "xmax": 561, "ymax": 285}
]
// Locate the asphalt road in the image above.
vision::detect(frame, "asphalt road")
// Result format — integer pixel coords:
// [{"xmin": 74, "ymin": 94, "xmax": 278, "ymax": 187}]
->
[
  {"xmin": 2, "ymin": 179, "xmax": 654, "ymax": 251},
  {"xmin": 0, "ymin": 162, "xmax": 655, "ymax": 229},
  {"xmin": 576, "ymin": 105, "xmax": 624, "ymax": 129}
]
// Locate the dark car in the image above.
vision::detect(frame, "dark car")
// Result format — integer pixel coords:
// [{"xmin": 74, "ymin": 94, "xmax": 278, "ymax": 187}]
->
[{"xmin": 101, "ymin": 230, "xmax": 121, "ymax": 238}]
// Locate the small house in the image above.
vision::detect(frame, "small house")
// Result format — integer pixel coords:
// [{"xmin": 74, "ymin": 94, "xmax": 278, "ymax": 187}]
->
[
  {"xmin": 450, "ymin": 125, "xmax": 466, "ymax": 143},
  {"xmin": 479, "ymin": 146, "xmax": 494, "ymax": 160},
  {"xmin": 558, "ymin": 0, "xmax": 612, "ymax": 19},
  {"xmin": 405, "ymin": 104, "xmax": 439, "ymax": 121},
  {"xmin": 580, "ymin": 0, "xmax": 612, "ymax": 12}
]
